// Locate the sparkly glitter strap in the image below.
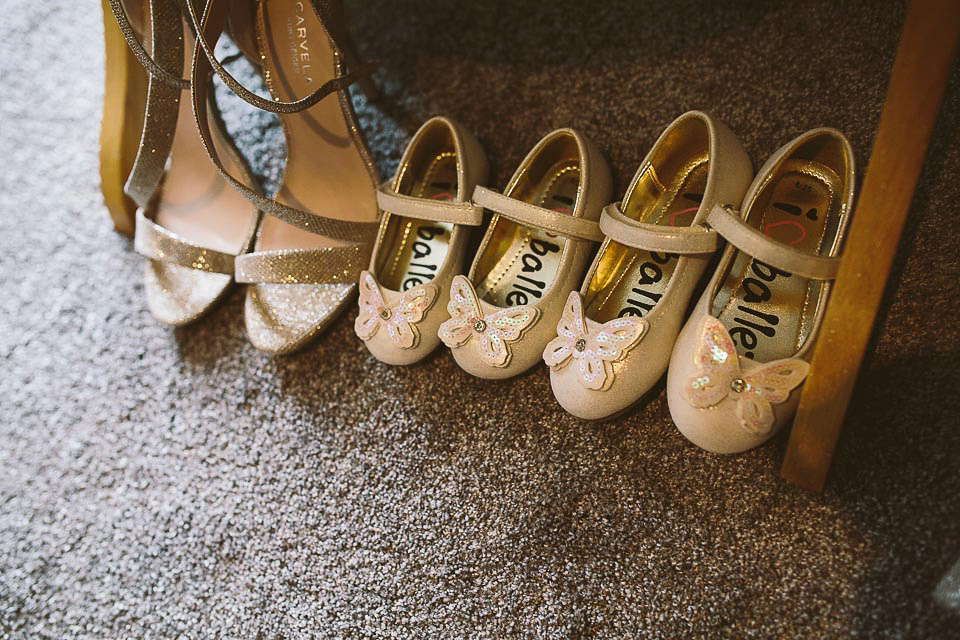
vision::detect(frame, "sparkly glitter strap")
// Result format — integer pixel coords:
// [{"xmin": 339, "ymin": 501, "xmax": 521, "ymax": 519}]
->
[
  {"xmin": 376, "ymin": 183, "xmax": 484, "ymax": 226},
  {"xmin": 134, "ymin": 210, "xmax": 236, "ymax": 274},
  {"xmin": 116, "ymin": 0, "xmax": 185, "ymax": 208},
  {"xmin": 599, "ymin": 202, "xmax": 719, "ymax": 254},
  {"xmin": 189, "ymin": 25, "xmax": 377, "ymax": 243},
  {"xmin": 106, "ymin": 0, "xmax": 190, "ymax": 89},
  {"xmin": 234, "ymin": 245, "xmax": 367, "ymax": 284},
  {"xmin": 185, "ymin": 0, "xmax": 377, "ymax": 115},
  {"xmin": 707, "ymin": 204, "xmax": 841, "ymax": 280},
  {"xmin": 472, "ymin": 186, "xmax": 604, "ymax": 242}
]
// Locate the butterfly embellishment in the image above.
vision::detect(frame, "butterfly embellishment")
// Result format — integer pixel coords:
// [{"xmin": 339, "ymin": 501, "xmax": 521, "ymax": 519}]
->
[
  {"xmin": 683, "ymin": 315, "xmax": 810, "ymax": 435},
  {"xmin": 438, "ymin": 275, "xmax": 539, "ymax": 367},
  {"xmin": 543, "ymin": 292, "xmax": 647, "ymax": 390},
  {"xmin": 354, "ymin": 270, "xmax": 437, "ymax": 349}
]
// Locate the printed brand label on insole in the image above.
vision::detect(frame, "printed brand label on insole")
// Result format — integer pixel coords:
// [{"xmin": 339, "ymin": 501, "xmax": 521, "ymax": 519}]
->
[
  {"xmin": 615, "ymin": 193, "xmax": 701, "ymax": 318},
  {"xmin": 501, "ymin": 235, "xmax": 562, "ymax": 306},
  {"xmin": 287, "ymin": 2, "xmax": 314, "ymax": 84},
  {"xmin": 727, "ymin": 260, "xmax": 793, "ymax": 359},
  {"xmin": 721, "ymin": 172, "xmax": 834, "ymax": 361},
  {"xmin": 617, "ymin": 251, "xmax": 677, "ymax": 317}
]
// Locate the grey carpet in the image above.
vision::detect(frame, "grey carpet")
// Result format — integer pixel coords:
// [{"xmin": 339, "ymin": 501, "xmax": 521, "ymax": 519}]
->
[{"xmin": 2, "ymin": 0, "xmax": 959, "ymax": 637}]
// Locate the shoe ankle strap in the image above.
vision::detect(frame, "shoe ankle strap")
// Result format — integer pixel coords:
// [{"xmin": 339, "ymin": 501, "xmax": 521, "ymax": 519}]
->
[
  {"xmin": 599, "ymin": 202, "xmax": 719, "ymax": 254},
  {"xmin": 106, "ymin": 0, "xmax": 190, "ymax": 89},
  {"xmin": 707, "ymin": 203, "xmax": 841, "ymax": 280},
  {"xmin": 185, "ymin": 0, "xmax": 377, "ymax": 115},
  {"xmin": 376, "ymin": 183, "xmax": 484, "ymax": 226},
  {"xmin": 190, "ymin": 29, "xmax": 377, "ymax": 244},
  {"xmin": 472, "ymin": 186, "xmax": 604, "ymax": 242}
]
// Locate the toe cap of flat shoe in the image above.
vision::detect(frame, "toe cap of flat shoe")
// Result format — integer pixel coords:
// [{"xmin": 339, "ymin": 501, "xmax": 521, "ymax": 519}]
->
[
  {"xmin": 144, "ymin": 261, "xmax": 232, "ymax": 326},
  {"xmin": 665, "ymin": 358, "xmax": 801, "ymax": 454},
  {"xmin": 245, "ymin": 282, "xmax": 354, "ymax": 354}
]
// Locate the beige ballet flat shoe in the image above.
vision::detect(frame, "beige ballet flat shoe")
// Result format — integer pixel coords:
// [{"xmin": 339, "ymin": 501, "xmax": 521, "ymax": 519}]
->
[
  {"xmin": 544, "ymin": 111, "xmax": 753, "ymax": 420},
  {"xmin": 438, "ymin": 128, "xmax": 612, "ymax": 379},
  {"xmin": 666, "ymin": 128, "xmax": 855, "ymax": 453},
  {"xmin": 354, "ymin": 117, "xmax": 489, "ymax": 366}
]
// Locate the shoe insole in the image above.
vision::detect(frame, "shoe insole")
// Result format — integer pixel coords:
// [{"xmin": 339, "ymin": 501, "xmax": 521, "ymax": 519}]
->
[
  {"xmin": 378, "ymin": 151, "xmax": 459, "ymax": 291},
  {"xmin": 713, "ymin": 160, "xmax": 842, "ymax": 362},
  {"xmin": 584, "ymin": 158, "xmax": 708, "ymax": 322},
  {"xmin": 152, "ymin": 21, "xmax": 255, "ymax": 255},
  {"xmin": 255, "ymin": 0, "xmax": 378, "ymax": 253},
  {"xmin": 475, "ymin": 161, "xmax": 580, "ymax": 307}
]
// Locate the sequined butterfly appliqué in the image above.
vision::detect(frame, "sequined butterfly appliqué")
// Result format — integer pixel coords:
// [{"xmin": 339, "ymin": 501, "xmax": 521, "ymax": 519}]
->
[
  {"xmin": 438, "ymin": 275, "xmax": 539, "ymax": 367},
  {"xmin": 542, "ymin": 292, "xmax": 647, "ymax": 391},
  {"xmin": 683, "ymin": 315, "xmax": 810, "ymax": 435},
  {"xmin": 355, "ymin": 271, "xmax": 437, "ymax": 349}
]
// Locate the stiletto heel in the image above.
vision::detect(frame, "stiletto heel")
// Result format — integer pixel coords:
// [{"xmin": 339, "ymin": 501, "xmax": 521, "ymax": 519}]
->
[{"xmin": 99, "ymin": 0, "xmax": 147, "ymax": 236}]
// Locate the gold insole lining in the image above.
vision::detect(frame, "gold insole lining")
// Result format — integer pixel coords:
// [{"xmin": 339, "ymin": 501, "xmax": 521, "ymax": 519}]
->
[
  {"xmin": 476, "ymin": 162, "xmax": 581, "ymax": 307},
  {"xmin": 586, "ymin": 159, "xmax": 708, "ymax": 322},
  {"xmin": 379, "ymin": 152, "xmax": 458, "ymax": 291}
]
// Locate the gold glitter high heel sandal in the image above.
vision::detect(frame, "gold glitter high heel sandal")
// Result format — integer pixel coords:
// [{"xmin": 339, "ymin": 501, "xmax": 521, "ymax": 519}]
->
[
  {"xmin": 104, "ymin": 0, "xmax": 261, "ymax": 326},
  {"xmin": 187, "ymin": 0, "xmax": 381, "ymax": 354}
]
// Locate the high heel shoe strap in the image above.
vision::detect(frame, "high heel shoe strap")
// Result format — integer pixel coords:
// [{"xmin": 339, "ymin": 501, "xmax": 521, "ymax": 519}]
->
[
  {"xmin": 117, "ymin": 0, "xmax": 186, "ymax": 208},
  {"xmin": 134, "ymin": 210, "xmax": 237, "ymax": 274},
  {"xmin": 234, "ymin": 245, "xmax": 367, "ymax": 285},
  {"xmin": 189, "ymin": 37, "xmax": 377, "ymax": 243},
  {"xmin": 185, "ymin": 0, "xmax": 377, "ymax": 115},
  {"xmin": 188, "ymin": 1, "xmax": 377, "ymax": 244},
  {"xmin": 106, "ymin": 0, "xmax": 190, "ymax": 88}
]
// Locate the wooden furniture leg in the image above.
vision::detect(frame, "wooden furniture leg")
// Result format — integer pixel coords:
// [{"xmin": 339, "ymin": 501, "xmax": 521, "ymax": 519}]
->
[{"xmin": 781, "ymin": 0, "xmax": 960, "ymax": 492}]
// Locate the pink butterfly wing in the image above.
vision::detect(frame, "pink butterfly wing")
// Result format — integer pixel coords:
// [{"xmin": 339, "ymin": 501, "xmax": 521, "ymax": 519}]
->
[
  {"xmin": 736, "ymin": 359, "xmax": 809, "ymax": 435},
  {"xmin": 589, "ymin": 316, "xmax": 646, "ymax": 362},
  {"xmin": 480, "ymin": 305, "xmax": 538, "ymax": 366},
  {"xmin": 384, "ymin": 285, "xmax": 436, "ymax": 348},
  {"xmin": 354, "ymin": 270, "xmax": 385, "ymax": 340},
  {"xmin": 487, "ymin": 305, "xmax": 538, "ymax": 343},
  {"xmin": 438, "ymin": 276, "xmax": 481, "ymax": 348},
  {"xmin": 744, "ymin": 359, "xmax": 810, "ymax": 404},
  {"xmin": 576, "ymin": 352, "xmax": 609, "ymax": 390},
  {"xmin": 543, "ymin": 292, "xmax": 582, "ymax": 368},
  {"xmin": 684, "ymin": 316, "xmax": 740, "ymax": 408}
]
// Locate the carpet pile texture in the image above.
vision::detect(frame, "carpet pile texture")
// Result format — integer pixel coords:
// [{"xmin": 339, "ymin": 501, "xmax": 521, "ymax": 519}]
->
[{"xmin": 1, "ymin": 0, "xmax": 958, "ymax": 637}]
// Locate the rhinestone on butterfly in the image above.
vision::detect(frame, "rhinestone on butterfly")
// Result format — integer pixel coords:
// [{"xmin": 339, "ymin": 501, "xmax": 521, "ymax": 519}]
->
[
  {"xmin": 355, "ymin": 270, "xmax": 437, "ymax": 349},
  {"xmin": 683, "ymin": 315, "xmax": 810, "ymax": 434},
  {"xmin": 438, "ymin": 275, "xmax": 539, "ymax": 367},
  {"xmin": 542, "ymin": 291, "xmax": 647, "ymax": 391}
]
